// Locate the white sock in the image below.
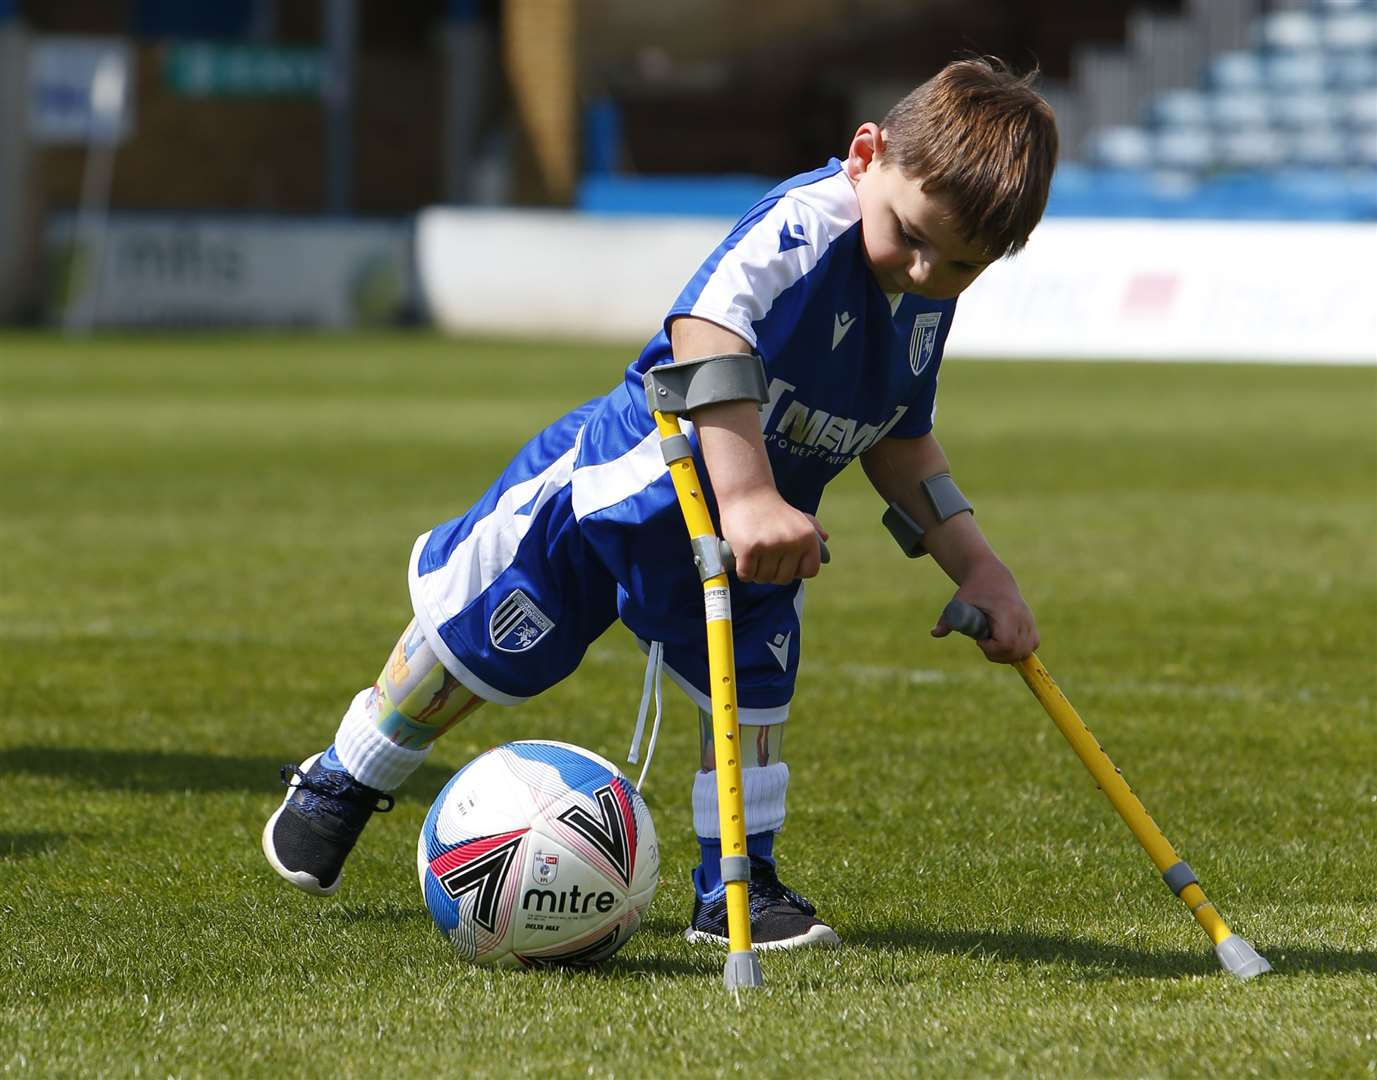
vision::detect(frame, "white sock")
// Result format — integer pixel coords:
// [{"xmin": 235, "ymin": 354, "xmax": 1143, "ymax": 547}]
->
[
  {"xmin": 333, "ymin": 687, "xmax": 432, "ymax": 791},
  {"xmin": 692, "ymin": 762, "xmax": 790, "ymax": 838}
]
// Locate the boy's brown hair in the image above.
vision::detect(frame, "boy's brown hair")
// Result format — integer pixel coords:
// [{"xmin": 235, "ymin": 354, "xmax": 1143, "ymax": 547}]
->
[{"xmin": 881, "ymin": 57, "xmax": 1058, "ymax": 258}]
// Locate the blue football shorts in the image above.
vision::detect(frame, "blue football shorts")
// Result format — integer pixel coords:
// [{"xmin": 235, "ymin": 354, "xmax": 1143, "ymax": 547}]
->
[{"xmin": 408, "ymin": 401, "xmax": 802, "ymax": 725}]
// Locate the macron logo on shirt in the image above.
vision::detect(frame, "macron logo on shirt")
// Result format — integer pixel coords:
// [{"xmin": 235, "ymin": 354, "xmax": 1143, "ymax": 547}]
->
[
  {"xmin": 832, "ymin": 311, "xmax": 856, "ymax": 350},
  {"xmin": 778, "ymin": 222, "xmax": 810, "ymax": 252}
]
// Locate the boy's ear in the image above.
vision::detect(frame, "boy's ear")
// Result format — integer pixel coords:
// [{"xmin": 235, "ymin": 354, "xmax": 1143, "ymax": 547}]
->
[{"xmin": 846, "ymin": 123, "xmax": 884, "ymax": 178}]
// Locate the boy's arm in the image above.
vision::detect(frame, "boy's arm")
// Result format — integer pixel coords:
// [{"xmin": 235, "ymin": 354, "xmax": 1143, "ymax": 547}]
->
[
  {"xmin": 861, "ymin": 433, "xmax": 1038, "ymax": 663},
  {"xmin": 668, "ymin": 316, "xmax": 825, "ymax": 585}
]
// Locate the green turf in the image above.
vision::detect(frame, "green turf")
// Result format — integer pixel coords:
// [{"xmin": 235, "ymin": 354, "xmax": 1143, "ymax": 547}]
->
[{"xmin": 1, "ymin": 332, "xmax": 1374, "ymax": 1078}]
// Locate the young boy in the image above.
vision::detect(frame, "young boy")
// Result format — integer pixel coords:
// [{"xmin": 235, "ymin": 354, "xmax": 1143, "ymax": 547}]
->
[{"xmin": 263, "ymin": 57, "xmax": 1056, "ymax": 949}]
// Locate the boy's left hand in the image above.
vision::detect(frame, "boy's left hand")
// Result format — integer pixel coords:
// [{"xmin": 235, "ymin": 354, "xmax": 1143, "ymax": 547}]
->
[{"xmin": 930, "ymin": 559, "xmax": 1039, "ymax": 663}]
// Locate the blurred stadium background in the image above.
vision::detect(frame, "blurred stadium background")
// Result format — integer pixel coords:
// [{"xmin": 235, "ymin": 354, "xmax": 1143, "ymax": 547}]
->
[
  {"xmin": 1, "ymin": 0, "xmax": 1374, "ymax": 360},
  {"xmin": 3, "ymin": 7, "xmax": 1376, "ymax": 1073}
]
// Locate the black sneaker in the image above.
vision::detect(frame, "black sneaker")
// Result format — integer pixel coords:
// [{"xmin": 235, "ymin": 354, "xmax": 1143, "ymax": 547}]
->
[
  {"xmin": 261, "ymin": 750, "xmax": 394, "ymax": 896},
  {"xmin": 684, "ymin": 855, "xmax": 841, "ymax": 950}
]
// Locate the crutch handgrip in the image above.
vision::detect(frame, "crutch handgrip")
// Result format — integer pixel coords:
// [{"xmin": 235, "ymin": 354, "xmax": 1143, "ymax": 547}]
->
[
  {"xmin": 719, "ymin": 536, "xmax": 830, "ymax": 577},
  {"xmin": 941, "ymin": 597, "xmax": 990, "ymax": 640}
]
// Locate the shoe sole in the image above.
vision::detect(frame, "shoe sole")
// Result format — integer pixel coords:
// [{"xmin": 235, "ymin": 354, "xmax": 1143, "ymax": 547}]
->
[
  {"xmin": 260, "ymin": 752, "xmax": 342, "ymax": 897},
  {"xmin": 683, "ymin": 923, "xmax": 842, "ymax": 950}
]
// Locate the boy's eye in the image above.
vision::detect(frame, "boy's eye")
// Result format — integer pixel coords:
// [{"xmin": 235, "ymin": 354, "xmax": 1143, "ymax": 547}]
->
[{"xmin": 898, "ymin": 225, "xmax": 920, "ymax": 247}]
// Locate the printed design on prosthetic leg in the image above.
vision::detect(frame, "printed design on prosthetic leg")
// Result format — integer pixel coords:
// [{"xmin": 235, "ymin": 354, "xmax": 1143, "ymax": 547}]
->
[
  {"xmin": 264, "ymin": 617, "xmax": 484, "ymax": 897},
  {"xmin": 699, "ymin": 710, "xmax": 784, "ymax": 771},
  {"xmin": 375, "ymin": 619, "xmax": 485, "ymax": 750},
  {"xmin": 336, "ymin": 688, "xmax": 434, "ymax": 792},
  {"xmin": 261, "ymin": 749, "xmax": 395, "ymax": 896}
]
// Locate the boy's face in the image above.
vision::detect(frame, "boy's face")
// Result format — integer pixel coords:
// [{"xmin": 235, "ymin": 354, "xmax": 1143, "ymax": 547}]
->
[{"xmin": 844, "ymin": 124, "xmax": 995, "ymax": 301}]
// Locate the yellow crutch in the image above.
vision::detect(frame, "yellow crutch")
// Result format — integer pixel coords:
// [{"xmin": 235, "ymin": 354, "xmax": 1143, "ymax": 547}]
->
[
  {"xmin": 649, "ymin": 405, "xmax": 761, "ymax": 989},
  {"xmin": 643, "ymin": 353, "xmax": 828, "ymax": 988},
  {"xmin": 941, "ymin": 598, "xmax": 1271, "ymax": 980}
]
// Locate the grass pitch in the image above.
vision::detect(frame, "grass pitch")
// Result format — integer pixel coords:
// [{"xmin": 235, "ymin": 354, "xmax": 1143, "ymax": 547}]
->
[{"xmin": 1, "ymin": 332, "xmax": 1374, "ymax": 1078}]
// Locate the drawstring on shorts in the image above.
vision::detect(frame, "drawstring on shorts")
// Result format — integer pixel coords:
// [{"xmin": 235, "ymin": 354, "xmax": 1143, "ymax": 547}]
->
[{"xmin": 627, "ymin": 640, "xmax": 664, "ymax": 791}]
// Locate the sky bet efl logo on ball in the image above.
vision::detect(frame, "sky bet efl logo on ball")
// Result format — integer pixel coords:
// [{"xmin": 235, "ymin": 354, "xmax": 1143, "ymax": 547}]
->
[
  {"xmin": 489, "ymin": 589, "xmax": 555, "ymax": 653},
  {"xmin": 532, "ymin": 851, "xmax": 559, "ymax": 885}
]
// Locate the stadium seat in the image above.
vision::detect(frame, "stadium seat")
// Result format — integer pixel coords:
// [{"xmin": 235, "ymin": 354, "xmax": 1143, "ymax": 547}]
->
[
  {"xmin": 1217, "ymin": 129, "xmax": 1287, "ymax": 168},
  {"xmin": 1350, "ymin": 128, "xmax": 1377, "ymax": 166},
  {"xmin": 1329, "ymin": 50, "xmax": 1377, "ymax": 89},
  {"xmin": 1084, "ymin": 126, "xmax": 1154, "ymax": 169},
  {"xmin": 1271, "ymin": 91, "xmax": 1342, "ymax": 129},
  {"xmin": 1207, "ymin": 51, "xmax": 1266, "ymax": 91},
  {"xmin": 1288, "ymin": 127, "xmax": 1349, "ymax": 165},
  {"xmin": 1149, "ymin": 89, "xmax": 1211, "ymax": 128},
  {"xmin": 1255, "ymin": 11, "xmax": 1324, "ymax": 50},
  {"xmin": 1266, "ymin": 51, "xmax": 1330, "ymax": 90},
  {"xmin": 1345, "ymin": 89, "xmax": 1377, "ymax": 128},
  {"xmin": 1312, "ymin": 0, "xmax": 1377, "ymax": 12},
  {"xmin": 1155, "ymin": 128, "xmax": 1215, "ymax": 169},
  {"xmin": 1211, "ymin": 91, "xmax": 1272, "ymax": 129},
  {"xmin": 1323, "ymin": 11, "xmax": 1377, "ymax": 48}
]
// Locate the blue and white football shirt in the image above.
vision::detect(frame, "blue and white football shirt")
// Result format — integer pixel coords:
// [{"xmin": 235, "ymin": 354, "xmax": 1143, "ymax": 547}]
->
[
  {"xmin": 411, "ymin": 159, "xmax": 957, "ymax": 715},
  {"xmin": 574, "ymin": 158, "xmax": 956, "ymax": 610}
]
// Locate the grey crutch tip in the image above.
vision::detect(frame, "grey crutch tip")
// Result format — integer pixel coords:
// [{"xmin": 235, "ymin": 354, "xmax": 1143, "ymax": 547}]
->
[
  {"xmin": 723, "ymin": 950, "xmax": 763, "ymax": 990},
  {"xmin": 1215, "ymin": 935, "xmax": 1272, "ymax": 980}
]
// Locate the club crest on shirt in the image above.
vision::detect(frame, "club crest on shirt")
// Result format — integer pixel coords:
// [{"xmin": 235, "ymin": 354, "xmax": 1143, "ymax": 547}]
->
[
  {"xmin": 489, "ymin": 589, "xmax": 555, "ymax": 653},
  {"xmin": 909, "ymin": 312, "xmax": 943, "ymax": 376}
]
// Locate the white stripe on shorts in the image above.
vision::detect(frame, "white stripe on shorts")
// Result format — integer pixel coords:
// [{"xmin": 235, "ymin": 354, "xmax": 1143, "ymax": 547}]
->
[
  {"xmin": 570, "ymin": 420, "xmax": 691, "ymax": 521},
  {"xmin": 408, "ymin": 431, "xmax": 582, "ymax": 706}
]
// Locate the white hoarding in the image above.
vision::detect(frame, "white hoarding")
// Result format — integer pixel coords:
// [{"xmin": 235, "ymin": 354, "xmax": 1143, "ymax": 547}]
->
[
  {"xmin": 417, "ymin": 209, "xmax": 1376, "ymax": 364},
  {"xmin": 45, "ymin": 215, "xmax": 413, "ymax": 329},
  {"xmin": 417, "ymin": 208, "xmax": 725, "ymax": 343},
  {"xmin": 944, "ymin": 218, "xmax": 1377, "ymax": 364}
]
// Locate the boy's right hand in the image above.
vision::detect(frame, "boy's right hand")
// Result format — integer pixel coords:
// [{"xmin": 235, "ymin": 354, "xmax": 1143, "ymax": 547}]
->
[{"xmin": 719, "ymin": 488, "xmax": 827, "ymax": 585}]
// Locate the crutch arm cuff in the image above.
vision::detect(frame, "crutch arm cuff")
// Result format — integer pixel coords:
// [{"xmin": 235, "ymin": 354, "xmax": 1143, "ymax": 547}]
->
[
  {"xmin": 882, "ymin": 502, "xmax": 928, "ymax": 559},
  {"xmin": 921, "ymin": 472, "xmax": 974, "ymax": 523},
  {"xmin": 643, "ymin": 353, "xmax": 769, "ymax": 417},
  {"xmin": 881, "ymin": 475, "xmax": 974, "ymax": 559}
]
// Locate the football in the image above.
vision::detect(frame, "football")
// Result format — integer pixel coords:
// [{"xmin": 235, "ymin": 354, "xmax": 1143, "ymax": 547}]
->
[{"xmin": 418, "ymin": 740, "xmax": 659, "ymax": 967}]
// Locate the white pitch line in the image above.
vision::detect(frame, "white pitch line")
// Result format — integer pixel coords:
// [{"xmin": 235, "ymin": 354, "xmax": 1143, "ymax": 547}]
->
[{"xmin": 832, "ymin": 661, "xmax": 1370, "ymax": 710}]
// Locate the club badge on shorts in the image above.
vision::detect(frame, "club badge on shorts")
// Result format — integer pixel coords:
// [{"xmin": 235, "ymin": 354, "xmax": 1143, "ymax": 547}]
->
[
  {"xmin": 910, "ymin": 312, "xmax": 943, "ymax": 376},
  {"xmin": 490, "ymin": 589, "xmax": 555, "ymax": 652}
]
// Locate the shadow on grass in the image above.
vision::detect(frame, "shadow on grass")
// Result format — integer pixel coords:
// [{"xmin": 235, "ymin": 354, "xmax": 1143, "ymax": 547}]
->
[
  {"xmin": 0, "ymin": 831, "xmax": 67, "ymax": 861},
  {"xmin": 856, "ymin": 924, "xmax": 1216, "ymax": 979},
  {"xmin": 1254, "ymin": 945, "xmax": 1377, "ymax": 975},
  {"xmin": 324, "ymin": 903, "xmax": 711, "ymax": 978},
  {"xmin": 0, "ymin": 745, "xmax": 457, "ymax": 803},
  {"xmin": 855, "ymin": 925, "xmax": 1377, "ymax": 979}
]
